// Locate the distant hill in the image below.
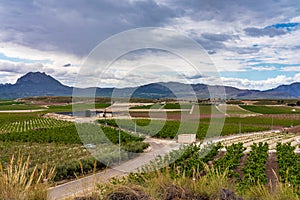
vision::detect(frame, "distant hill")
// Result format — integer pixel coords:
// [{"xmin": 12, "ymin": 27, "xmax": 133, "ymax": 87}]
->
[
  {"xmin": 0, "ymin": 72, "xmax": 72, "ymax": 99},
  {"xmin": 0, "ymin": 71, "xmax": 299, "ymax": 99}
]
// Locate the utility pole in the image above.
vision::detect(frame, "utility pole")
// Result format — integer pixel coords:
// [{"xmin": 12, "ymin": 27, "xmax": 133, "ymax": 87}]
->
[
  {"xmin": 239, "ymin": 121, "xmax": 241, "ymax": 134},
  {"xmin": 134, "ymin": 120, "xmax": 137, "ymax": 134},
  {"xmin": 104, "ymin": 109, "xmax": 107, "ymax": 126},
  {"xmin": 271, "ymin": 116, "xmax": 274, "ymax": 130},
  {"xmin": 30, "ymin": 101, "xmax": 33, "ymax": 116},
  {"xmin": 118, "ymin": 126, "xmax": 121, "ymax": 164}
]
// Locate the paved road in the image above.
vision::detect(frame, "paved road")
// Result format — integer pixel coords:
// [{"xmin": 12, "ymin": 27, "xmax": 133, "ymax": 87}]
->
[
  {"xmin": 47, "ymin": 138, "xmax": 181, "ymax": 200},
  {"xmin": 47, "ymin": 129, "xmax": 289, "ymax": 200}
]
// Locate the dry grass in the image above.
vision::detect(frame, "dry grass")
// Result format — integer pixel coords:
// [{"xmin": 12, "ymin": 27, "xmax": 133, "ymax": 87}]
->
[
  {"xmin": 243, "ymin": 171, "xmax": 300, "ymax": 200},
  {"xmin": 93, "ymin": 163, "xmax": 300, "ymax": 200},
  {"xmin": 0, "ymin": 153, "xmax": 55, "ymax": 200},
  {"xmin": 97, "ymin": 164, "xmax": 238, "ymax": 200}
]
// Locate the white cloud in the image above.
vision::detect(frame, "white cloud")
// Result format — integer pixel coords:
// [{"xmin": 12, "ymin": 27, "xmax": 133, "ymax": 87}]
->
[
  {"xmin": 0, "ymin": 0, "xmax": 299, "ymax": 90},
  {"xmin": 220, "ymin": 74, "xmax": 300, "ymax": 90},
  {"xmin": 251, "ymin": 66, "xmax": 276, "ymax": 71},
  {"xmin": 281, "ymin": 66, "xmax": 300, "ymax": 71}
]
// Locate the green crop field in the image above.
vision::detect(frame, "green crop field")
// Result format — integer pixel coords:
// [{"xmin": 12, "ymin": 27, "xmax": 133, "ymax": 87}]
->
[
  {"xmin": 240, "ymin": 105, "xmax": 300, "ymax": 114},
  {"xmin": 1, "ymin": 97, "xmax": 300, "ymax": 195},
  {"xmin": 0, "ymin": 103, "xmax": 43, "ymax": 110},
  {"xmin": 98, "ymin": 118, "xmax": 269, "ymax": 139},
  {"xmin": 48, "ymin": 103, "xmax": 111, "ymax": 112},
  {"xmin": 192, "ymin": 105, "xmax": 222, "ymax": 115},
  {"xmin": 0, "ymin": 100, "xmax": 24, "ymax": 106},
  {"xmin": 200, "ymin": 116, "xmax": 299, "ymax": 127},
  {"xmin": 163, "ymin": 103, "xmax": 192, "ymax": 109},
  {"xmin": 217, "ymin": 104, "xmax": 255, "ymax": 115},
  {"xmin": 0, "ymin": 117, "xmax": 72, "ymax": 133},
  {"xmin": 0, "ymin": 112, "xmax": 148, "ymax": 182},
  {"xmin": 0, "ymin": 141, "xmax": 90, "ymax": 170}
]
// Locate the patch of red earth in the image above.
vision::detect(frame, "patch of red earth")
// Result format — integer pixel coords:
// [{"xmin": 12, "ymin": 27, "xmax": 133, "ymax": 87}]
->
[
  {"xmin": 212, "ymin": 152, "xmax": 280, "ymax": 189},
  {"xmin": 286, "ymin": 125, "xmax": 300, "ymax": 133},
  {"xmin": 261, "ymin": 114, "xmax": 300, "ymax": 119},
  {"xmin": 265, "ymin": 152, "xmax": 279, "ymax": 190},
  {"xmin": 234, "ymin": 154, "xmax": 248, "ymax": 179},
  {"xmin": 213, "ymin": 150, "xmax": 226, "ymax": 160}
]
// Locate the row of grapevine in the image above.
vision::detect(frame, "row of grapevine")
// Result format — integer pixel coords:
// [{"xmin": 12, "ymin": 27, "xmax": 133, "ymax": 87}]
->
[
  {"xmin": 0, "ymin": 123, "xmax": 144, "ymax": 144},
  {"xmin": 242, "ymin": 142, "xmax": 269, "ymax": 186},
  {"xmin": 0, "ymin": 117, "xmax": 72, "ymax": 133},
  {"xmin": 0, "ymin": 124, "xmax": 81, "ymax": 144},
  {"xmin": 276, "ymin": 142, "xmax": 300, "ymax": 186},
  {"xmin": 214, "ymin": 143, "xmax": 245, "ymax": 177},
  {"xmin": 128, "ymin": 142, "xmax": 223, "ymax": 184}
]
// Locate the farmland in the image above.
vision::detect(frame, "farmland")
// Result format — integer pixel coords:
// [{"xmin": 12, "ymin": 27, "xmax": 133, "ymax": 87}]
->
[
  {"xmin": 0, "ymin": 112, "xmax": 148, "ymax": 183},
  {"xmin": 216, "ymin": 104, "xmax": 255, "ymax": 115},
  {"xmin": 0, "ymin": 100, "xmax": 43, "ymax": 110},
  {"xmin": 241, "ymin": 105, "xmax": 300, "ymax": 114},
  {"xmin": 1, "ymin": 97, "xmax": 300, "ymax": 199},
  {"xmin": 98, "ymin": 118, "xmax": 270, "ymax": 139},
  {"xmin": 95, "ymin": 141, "xmax": 300, "ymax": 199}
]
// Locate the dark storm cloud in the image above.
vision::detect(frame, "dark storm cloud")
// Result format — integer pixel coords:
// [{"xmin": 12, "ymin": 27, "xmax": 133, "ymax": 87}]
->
[
  {"xmin": 196, "ymin": 33, "xmax": 239, "ymax": 53},
  {"xmin": 63, "ymin": 63, "xmax": 71, "ymax": 67},
  {"xmin": 0, "ymin": 0, "xmax": 299, "ymax": 57},
  {"xmin": 235, "ymin": 47, "xmax": 260, "ymax": 54},
  {"xmin": 201, "ymin": 33, "xmax": 234, "ymax": 42},
  {"xmin": 244, "ymin": 22, "xmax": 299, "ymax": 37},
  {"xmin": 184, "ymin": 74, "xmax": 203, "ymax": 79},
  {"xmin": 244, "ymin": 27, "xmax": 287, "ymax": 37},
  {"xmin": 0, "ymin": 0, "xmax": 178, "ymax": 56},
  {"xmin": 165, "ymin": 0, "xmax": 298, "ymax": 23}
]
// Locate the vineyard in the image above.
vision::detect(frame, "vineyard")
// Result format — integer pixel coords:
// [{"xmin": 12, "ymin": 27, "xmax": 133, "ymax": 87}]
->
[
  {"xmin": 0, "ymin": 117, "xmax": 72, "ymax": 133},
  {"xmin": 241, "ymin": 105, "xmax": 300, "ymax": 114},
  {"xmin": 98, "ymin": 118, "xmax": 271, "ymax": 139},
  {"xmin": 1, "ymin": 99, "xmax": 300, "ymax": 199},
  {"xmin": 0, "ymin": 113, "xmax": 149, "ymax": 182},
  {"xmin": 0, "ymin": 100, "xmax": 43, "ymax": 110},
  {"xmin": 96, "ymin": 141, "xmax": 300, "ymax": 199},
  {"xmin": 47, "ymin": 102, "xmax": 111, "ymax": 112},
  {"xmin": 220, "ymin": 131, "xmax": 300, "ymax": 151},
  {"xmin": 216, "ymin": 104, "xmax": 255, "ymax": 115}
]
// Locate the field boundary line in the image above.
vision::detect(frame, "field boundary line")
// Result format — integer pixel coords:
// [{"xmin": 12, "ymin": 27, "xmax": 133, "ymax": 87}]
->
[
  {"xmin": 0, "ymin": 109, "xmax": 45, "ymax": 113},
  {"xmin": 215, "ymin": 104, "xmax": 228, "ymax": 116},
  {"xmin": 237, "ymin": 105, "xmax": 259, "ymax": 114},
  {"xmin": 189, "ymin": 104, "xmax": 195, "ymax": 114}
]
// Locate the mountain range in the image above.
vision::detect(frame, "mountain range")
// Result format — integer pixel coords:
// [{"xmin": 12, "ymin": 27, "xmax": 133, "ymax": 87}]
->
[{"xmin": 0, "ymin": 72, "xmax": 299, "ymax": 99}]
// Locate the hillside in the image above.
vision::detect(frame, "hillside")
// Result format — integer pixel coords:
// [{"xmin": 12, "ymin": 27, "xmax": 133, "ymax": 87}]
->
[{"xmin": 0, "ymin": 72, "xmax": 299, "ymax": 99}]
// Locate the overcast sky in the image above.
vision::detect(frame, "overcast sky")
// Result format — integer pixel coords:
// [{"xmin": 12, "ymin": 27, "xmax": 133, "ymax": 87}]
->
[{"xmin": 0, "ymin": 0, "xmax": 299, "ymax": 90}]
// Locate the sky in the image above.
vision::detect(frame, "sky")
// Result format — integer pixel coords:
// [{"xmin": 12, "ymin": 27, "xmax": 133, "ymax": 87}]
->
[{"xmin": 0, "ymin": 0, "xmax": 299, "ymax": 90}]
